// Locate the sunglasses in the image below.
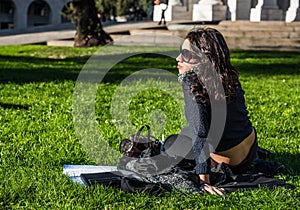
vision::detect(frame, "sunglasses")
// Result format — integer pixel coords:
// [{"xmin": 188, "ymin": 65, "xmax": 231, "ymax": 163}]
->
[{"xmin": 179, "ymin": 48, "xmax": 201, "ymax": 64}]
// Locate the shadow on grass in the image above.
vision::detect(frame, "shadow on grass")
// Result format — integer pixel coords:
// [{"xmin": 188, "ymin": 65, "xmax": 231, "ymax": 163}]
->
[
  {"xmin": 274, "ymin": 152, "xmax": 300, "ymax": 176},
  {"xmin": 0, "ymin": 54, "xmax": 87, "ymax": 84},
  {"xmin": 0, "ymin": 50, "xmax": 300, "ymax": 84},
  {"xmin": 231, "ymin": 50, "xmax": 300, "ymax": 59},
  {"xmin": 0, "ymin": 102, "xmax": 29, "ymax": 110},
  {"xmin": 236, "ymin": 63, "xmax": 300, "ymax": 76},
  {"xmin": 0, "ymin": 53, "xmax": 177, "ymax": 84}
]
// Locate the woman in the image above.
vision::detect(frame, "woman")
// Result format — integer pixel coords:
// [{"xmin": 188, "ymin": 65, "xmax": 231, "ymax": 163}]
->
[
  {"xmin": 156, "ymin": 0, "xmax": 168, "ymax": 25},
  {"xmin": 176, "ymin": 27, "xmax": 257, "ymax": 196}
]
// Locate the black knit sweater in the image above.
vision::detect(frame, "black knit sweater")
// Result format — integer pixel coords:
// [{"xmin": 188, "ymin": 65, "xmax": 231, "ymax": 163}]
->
[{"xmin": 181, "ymin": 82, "xmax": 253, "ymax": 174}]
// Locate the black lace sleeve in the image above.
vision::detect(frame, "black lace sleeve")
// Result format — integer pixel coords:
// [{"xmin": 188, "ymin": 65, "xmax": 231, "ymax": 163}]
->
[{"xmin": 181, "ymin": 82, "xmax": 211, "ymax": 174}]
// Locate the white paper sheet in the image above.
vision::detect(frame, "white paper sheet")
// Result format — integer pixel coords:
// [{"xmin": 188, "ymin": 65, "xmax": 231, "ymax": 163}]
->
[{"xmin": 63, "ymin": 164, "xmax": 118, "ymax": 185}]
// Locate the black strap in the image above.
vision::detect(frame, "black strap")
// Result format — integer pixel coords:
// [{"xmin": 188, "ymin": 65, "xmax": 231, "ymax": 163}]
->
[{"xmin": 135, "ymin": 125, "xmax": 151, "ymax": 142}]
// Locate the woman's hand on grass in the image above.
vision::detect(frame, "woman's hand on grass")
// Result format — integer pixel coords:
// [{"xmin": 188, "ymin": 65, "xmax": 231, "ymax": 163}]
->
[
  {"xmin": 202, "ymin": 183, "xmax": 225, "ymax": 196},
  {"xmin": 199, "ymin": 174, "xmax": 225, "ymax": 196}
]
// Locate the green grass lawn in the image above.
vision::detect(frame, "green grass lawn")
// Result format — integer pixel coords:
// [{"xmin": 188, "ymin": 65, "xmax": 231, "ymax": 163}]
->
[{"xmin": 0, "ymin": 45, "xmax": 299, "ymax": 209}]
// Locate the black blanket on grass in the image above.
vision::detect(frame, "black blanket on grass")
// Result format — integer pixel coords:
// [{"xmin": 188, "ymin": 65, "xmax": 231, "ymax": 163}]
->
[{"xmin": 81, "ymin": 153, "xmax": 294, "ymax": 195}]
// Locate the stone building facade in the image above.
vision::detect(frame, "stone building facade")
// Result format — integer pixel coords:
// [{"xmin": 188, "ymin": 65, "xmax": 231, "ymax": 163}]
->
[
  {"xmin": 157, "ymin": 0, "xmax": 300, "ymax": 22},
  {"xmin": 1, "ymin": 0, "xmax": 300, "ymax": 34},
  {"xmin": 0, "ymin": 0, "xmax": 72, "ymax": 33}
]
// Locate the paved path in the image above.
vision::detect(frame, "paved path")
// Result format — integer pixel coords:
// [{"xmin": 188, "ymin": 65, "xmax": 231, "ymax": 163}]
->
[
  {"xmin": 0, "ymin": 21, "xmax": 165, "ymax": 46},
  {"xmin": 0, "ymin": 29, "xmax": 76, "ymax": 46},
  {"xmin": 1, "ymin": 20, "xmax": 299, "ymax": 51}
]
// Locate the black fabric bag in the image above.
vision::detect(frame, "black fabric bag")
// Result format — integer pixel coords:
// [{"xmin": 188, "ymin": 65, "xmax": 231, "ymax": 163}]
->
[
  {"xmin": 119, "ymin": 125, "xmax": 162, "ymax": 159},
  {"xmin": 118, "ymin": 125, "xmax": 178, "ymax": 175}
]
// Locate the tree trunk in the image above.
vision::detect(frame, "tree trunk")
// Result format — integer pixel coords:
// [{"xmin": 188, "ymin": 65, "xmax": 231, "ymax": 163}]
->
[{"xmin": 73, "ymin": 0, "xmax": 113, "ymax": 47}]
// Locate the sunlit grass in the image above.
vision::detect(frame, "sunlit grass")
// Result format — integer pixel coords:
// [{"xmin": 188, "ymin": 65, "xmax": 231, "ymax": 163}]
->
[{"xmin": 0, "ymin": 45, "xmax": 299, "ymax": 209}]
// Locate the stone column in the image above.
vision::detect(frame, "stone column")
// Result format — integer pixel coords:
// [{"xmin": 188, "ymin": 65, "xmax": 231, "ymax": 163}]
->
[
  {"xmin": 227, "ymin": 0, "xmax": 252, "ymax": 21},
  {"xmin": 14, "ymin": 0, "xmax": 28, "ymax": 30},
  {"xmin": 49, "ymin": 0, "xmax": 62, "ymax": 25},
  {"xmin": 236, "ymin": 0, "xmax": 252, "ymax": 20},
  {"xmin": 286, "ymin": 0, "xmax": 300, "ymax": 22},
  {"xmin": 226, "ymin": 0, "xmax": 237, "ymax": 20},
  {"xmin": 193, "ymin": 0, "xmax": 227, "ymax": 21},
  {"xmin": 250, "ymin": 0, "xmax": 283, "ymax": 21},
  {"xmin": 261, "ymin": 0, "xmax": 284, "ymax": 20}
]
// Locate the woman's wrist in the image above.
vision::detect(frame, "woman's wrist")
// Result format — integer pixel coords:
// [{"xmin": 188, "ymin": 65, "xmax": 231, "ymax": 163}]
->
[{"xmin": 199, "ymin": 174, "xmax": 210, "ymax": 184}]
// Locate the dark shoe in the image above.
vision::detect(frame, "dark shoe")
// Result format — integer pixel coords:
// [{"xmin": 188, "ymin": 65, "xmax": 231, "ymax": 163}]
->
[{"xmin": 158, "ymin": 21, "xmax": 162, "ymax": 25}]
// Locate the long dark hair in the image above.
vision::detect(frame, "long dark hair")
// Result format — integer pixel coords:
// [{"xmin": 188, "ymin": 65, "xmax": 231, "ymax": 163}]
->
[{"xmin": 184, "ymin": 27, "xmax": 240, "ymax": 104}]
